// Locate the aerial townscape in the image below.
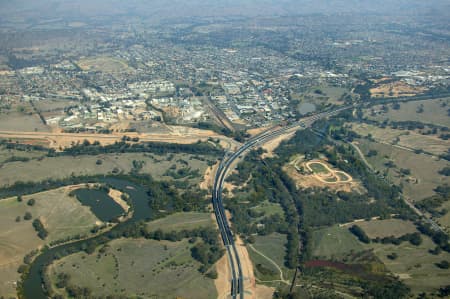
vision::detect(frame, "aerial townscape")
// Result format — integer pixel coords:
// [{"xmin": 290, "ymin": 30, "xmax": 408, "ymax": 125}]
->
[{"xmin": 0, "ymin": 1, "xmax": 449, "ymax": 298}]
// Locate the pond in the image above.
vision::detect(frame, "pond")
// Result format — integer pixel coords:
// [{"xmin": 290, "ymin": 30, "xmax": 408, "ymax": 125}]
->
[
  {"xmin": 22, "ymin": 177, "xmax": 153, "ymax": 299},
  {"xmin": 73, "ymin": 188, "xmax": 124, "ymax": 222},
  {"xmin": 298, "ymin": 102, "xmax": 316, "ymax": 115}
]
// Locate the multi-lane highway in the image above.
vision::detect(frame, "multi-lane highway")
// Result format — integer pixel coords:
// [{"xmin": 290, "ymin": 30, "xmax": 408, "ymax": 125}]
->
[{"xmin": 211, "ymin": 106, "xmax": 351, "ymax": 298}]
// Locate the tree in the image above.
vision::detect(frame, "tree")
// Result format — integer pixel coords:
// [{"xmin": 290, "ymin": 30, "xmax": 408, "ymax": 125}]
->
[
  {"xmin": 367, "ymin": 150, "xmax": 378, "ymax": 157},
  {"xmin": 27, "ymin": 198, "xmax": 36, "ymax": 206},
  {"xmin": 392, "ymin": 102, "xmax": 401, "ymax": 110},
  {"xmin": 24, "ymin": 212, "xmax": 32, "ymax": 220},
  {"xmin": 349, "ymin": 225, "xmax": 370, "ymax": 243},
  {"xmin": 387, "ymin": 252, "xmax": 398, "ymax": 260},
  {"xmin": 408, "ymin": 233, "xmax": 422, "ymax": 246},
  {"xmin": 436, "ymin": 260, "xmax": 449, "ymax": 269},
  {"xmin": 32, "ymin": 219, "xmax": 48, "ymax": 239},
  {"xmin": 206, "ymin": 269, "xmax": 218, "ymax": 279},
  {"xmin": 439, "ymin": 166, "xmax": 450, "ymax": 176},
  {"xmin": 15, "ymin": 216, "xmax": 21, "ymax": 222}
]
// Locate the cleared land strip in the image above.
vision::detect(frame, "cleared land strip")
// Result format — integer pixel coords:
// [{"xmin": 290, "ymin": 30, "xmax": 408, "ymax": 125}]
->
[
  {"xmin": 349, "ymin": 142, "xmax": 374, "ymax": 171},
  {"xmin": 0, "ymin": 129, "xmax": 235, "ymax": 149}
]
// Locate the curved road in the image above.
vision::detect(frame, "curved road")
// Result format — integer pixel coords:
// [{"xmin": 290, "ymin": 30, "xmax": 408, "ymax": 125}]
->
[{"xmin": 211, "ymin": 106, "xmax": 351, "ymax": 298}]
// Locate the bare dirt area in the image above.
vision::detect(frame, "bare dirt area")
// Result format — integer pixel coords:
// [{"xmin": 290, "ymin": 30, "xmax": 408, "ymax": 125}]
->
[
  {"xmin": 261, "ymin": 131, "xmax": 296, "ymax": 158},
  {"xmin": 108, "ymin": 188, "xmax": 129, "ymax": 213},
  {"xmin": 284, "ymin": 158, "xmax": 364, "ymax": 193},
  {"xmin": 305, "ymin": 160, "xmax": 352, "ymax": 184},
  {"xmin": 200, "ymin": 161, "xmax": 219, "ymax": 191},
  {"xmin": 246, "ymin": 126, "xmax": 273, "ymax": 137},
  {"xmin": 0, "ymin": 125, "xmax": 229, "ymax": 150},
  {"xmin": 235, "ymin": 235, "xmax": 258, "ymax": 298},
  {"xmin": 370, "ymin": 81, "xmax": 427, "ymax": 98},
  {"xmin": 214, "ymin": 255, "xmax": 231, "ymax": 299},
  {"xmin": 254, "ymin": 284, "xmax": 275, "ymax": 299},
  {"xmin": 109, "ymin": 120, "xmax": 131, "ymax": 132},
  {"xmin": 213, "ymin": 210, "xmax": 267, "ymax": 299}
]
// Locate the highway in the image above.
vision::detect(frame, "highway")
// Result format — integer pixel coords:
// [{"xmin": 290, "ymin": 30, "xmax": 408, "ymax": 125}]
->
[{"xmin": 211, "ymin": 106, "xmax": 351, "ymax": 298}]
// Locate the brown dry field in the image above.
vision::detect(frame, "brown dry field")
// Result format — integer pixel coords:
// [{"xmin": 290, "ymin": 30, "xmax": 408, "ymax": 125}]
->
[
  {"xmin": 370, "ymin": 81, "xmax": 427, "ymax": 98},
  {"xmin": 365, "ymin": 98, "xmax": 450, "ymax": 128},
  {"xmin": 356, "ymin": 219, "xmax": 418, "ymax": 239},
  {"xmin": 356, "ymin": 138, "xmax": 449, "ymax": 202},
  {"xmin": 437, "ymin": 200, "xmax": 450, "ymax": 232},
  {"xmin": 34, "ymin": 99, "xmax": 79, "ymax": 112},
  {"xmin": 365, "ymin": 235, "xmax": 450, "ymax": 294},
  {"xmin": 0, "ymin": 186, "xmax": 100, "ymax": 297},
  {"xmin": 214, "ymin": 254, "xmax": 231, "ymax": 299},
  {"xmin": 349, "ymin": 123, "xmax": 449, "ymax": 156},
  {"xmin": 0, "ymin": 112, "xmax": 51, "ymax": 132},
  {"xmin": 0, "ymin": 152, "xmax": 209, "ymax": 187}
]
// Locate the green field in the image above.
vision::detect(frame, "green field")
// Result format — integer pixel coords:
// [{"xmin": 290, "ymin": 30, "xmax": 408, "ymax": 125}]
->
[
  {"xmin": 311, "ymin": 225, "xmax": 364, "ymax": 259},
  {"xmin": 0, "ymin": 187, "xmax": 100, "ymax": 298},
  {"xmin": 147, "ymin": 212, "xmax": 214, "ymax": 232},
  {"xmin": 356, "ymin": 138, "xmax": 449, "ymax": 201},
  {"xmin": 48, "ymin": 238, "xmax": 217, "ymax": 298},
  {"xmin": 0, "ymin": 152, "xmax": 209, "ymax": 187},
  {"xmin": 307, "ymin": 86, "xmax": 350, "ymax": 105},
  {"xmin": 77, "ymin": 56, "xmax": 134, "ymax": 73},
  {"xmin": 336, "ymin": 172, "xmax": 351, "ymax": 182},
  {"xmin": 250, "ymin": 200, "xmax": 284, "ymax": 218},
  {"xmin": 309, "ymin": 162, "xmax": 330, "ymax": 174},
  {"xmin": 247, "ymin": 233, "xmax": 293, "ymax": 283},
  {"xmin": 252, "ymin": 233, "xmax": 287, "ymax": 268},
  {"xmin": 364, "ymin": 235, "xmax": 450, "ymax": 294},
  {"xmin": 365, "ymin": 98, "xmax": 450, "ymax": 127},
  {"xmin": 356, "ymin": 219, "xmax": 418, "ymax": 239}
]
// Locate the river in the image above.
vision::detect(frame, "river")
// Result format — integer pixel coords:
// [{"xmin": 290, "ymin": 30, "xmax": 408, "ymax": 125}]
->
[{"xmin": 22, "ymin": 177, "xmax": 153, "ymax": 299}]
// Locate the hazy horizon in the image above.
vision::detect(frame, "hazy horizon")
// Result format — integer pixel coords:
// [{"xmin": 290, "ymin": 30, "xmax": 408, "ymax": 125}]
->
[{"xmin": 1, "ymin": 0, "xmax": 449, "ymax": 26}]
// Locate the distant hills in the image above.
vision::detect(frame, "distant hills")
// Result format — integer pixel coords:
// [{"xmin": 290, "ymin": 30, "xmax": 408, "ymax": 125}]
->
[{"xmin": 0, "ymin": 0, "xmax": 449, "ymax": 25}]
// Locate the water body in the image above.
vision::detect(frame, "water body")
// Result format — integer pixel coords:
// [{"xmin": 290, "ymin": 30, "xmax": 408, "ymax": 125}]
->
[
  {"xmin": 298, "ymin": 102, "xmax": 316, "ymax": 115},
  {"xmin": 22, "ymin": 177, "xmax": 153, "ymax": 299},
  {"xmin": 73, "ymin": 188, "xmax": 124, "ymax": 222}
]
